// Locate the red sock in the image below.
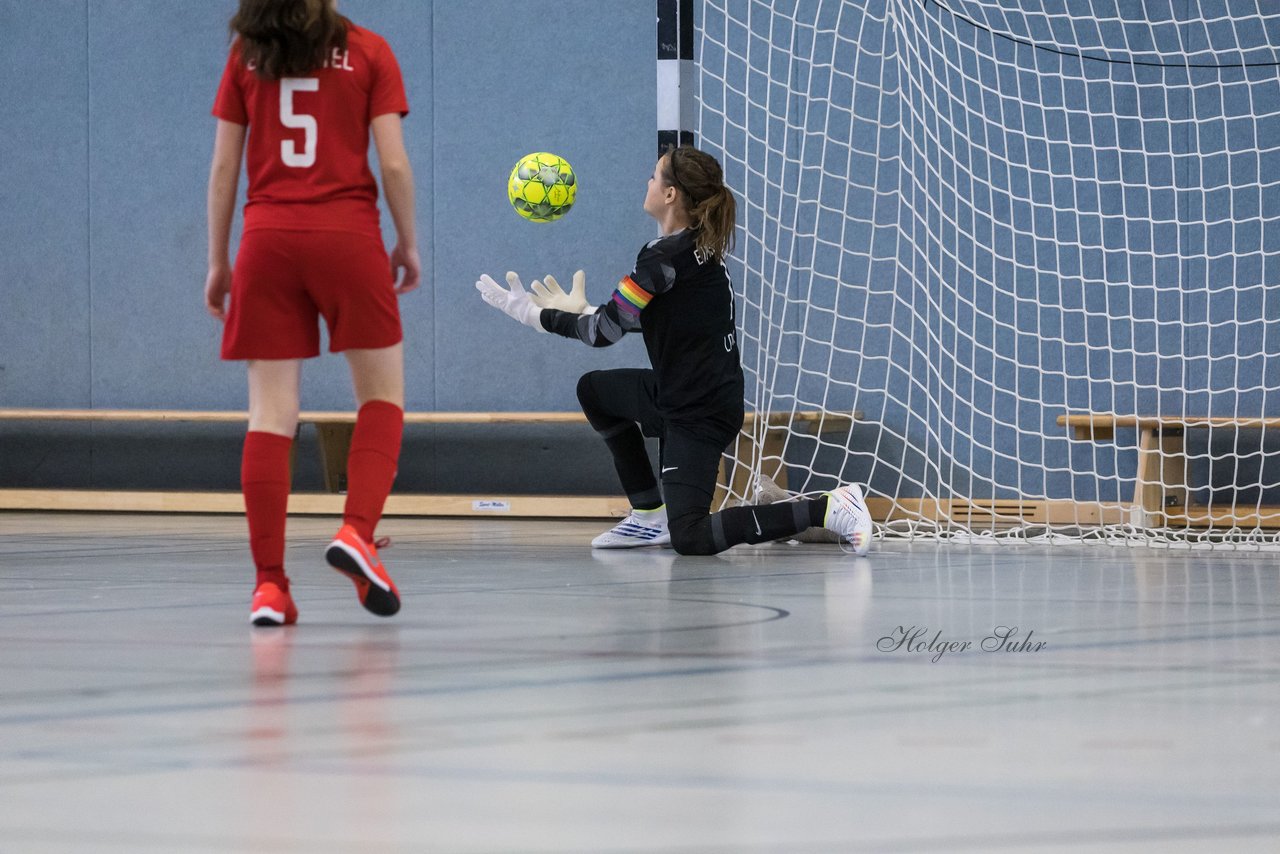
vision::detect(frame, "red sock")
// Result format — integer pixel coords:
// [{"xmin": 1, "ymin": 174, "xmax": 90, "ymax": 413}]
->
[
  {"xmin": 343, "ymin": 400, "xmax": 404, "ymax": 542},
  {"xmin": 242, "ymin": 431, "xmax": 293, "ymax": 591}
]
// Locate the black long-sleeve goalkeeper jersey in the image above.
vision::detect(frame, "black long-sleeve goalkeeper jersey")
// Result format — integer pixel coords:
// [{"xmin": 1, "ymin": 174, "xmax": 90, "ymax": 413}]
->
[{"xmin": 540, "ymin": 228, "xmax": 745, "ymax": 432}]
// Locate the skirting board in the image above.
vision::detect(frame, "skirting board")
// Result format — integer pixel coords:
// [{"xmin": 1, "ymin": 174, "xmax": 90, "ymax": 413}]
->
[{"xmin": 0, "ymin": 490, "xmax": 631, "ymax": 519}]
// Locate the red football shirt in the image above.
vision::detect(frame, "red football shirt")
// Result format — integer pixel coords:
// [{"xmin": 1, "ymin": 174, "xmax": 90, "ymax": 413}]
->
[{"xmin": 212, "ymin": 24, "xmax": 408, "ymax": 237}]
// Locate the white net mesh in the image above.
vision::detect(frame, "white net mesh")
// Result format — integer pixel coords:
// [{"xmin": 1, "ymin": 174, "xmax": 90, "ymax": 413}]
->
[{"xmin": 699, "ymin": 0, "xmax": 1280, "ymax": 545}]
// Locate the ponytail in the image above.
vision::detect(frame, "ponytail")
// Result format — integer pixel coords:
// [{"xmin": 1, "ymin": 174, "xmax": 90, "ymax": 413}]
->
[
  {"xmin": 663, "ymin": 146, "xmax": 738, "ymax": 259},
  {"xmin": 690, "ymin": 185, "xmax": 737, "ymax": 259}
]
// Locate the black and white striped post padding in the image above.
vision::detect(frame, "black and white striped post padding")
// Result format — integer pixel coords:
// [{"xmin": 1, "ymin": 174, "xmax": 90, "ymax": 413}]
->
[{"xmin": 657, "ymin": 0, "xmax": 695, "ymax": 153}]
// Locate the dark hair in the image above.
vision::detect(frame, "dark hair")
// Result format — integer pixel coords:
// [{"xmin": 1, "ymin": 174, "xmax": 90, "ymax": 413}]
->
[
  {"xmin": 662, "ymin": 146, "xmax": 737, "ymax": 259},
  {"xmin": 229, "ymin": 0, "xmax": 349, "ymax": 80}
]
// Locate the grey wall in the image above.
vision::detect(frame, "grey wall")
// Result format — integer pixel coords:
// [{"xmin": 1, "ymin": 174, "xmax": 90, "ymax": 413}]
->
[
  {"xmin": 2, "ymin": 1, "xmax": 91, "ymax": 406},
  {"xmin": 0, "ymin": 0, "xmax": 657, "ymax": 413},
  {"xmin": 0, "ymin": 0, "xmax": 662, "ymax": 493},
  {"xmin": 19, "ymin": 0, "xmax": 1273, "ymax": 508}
]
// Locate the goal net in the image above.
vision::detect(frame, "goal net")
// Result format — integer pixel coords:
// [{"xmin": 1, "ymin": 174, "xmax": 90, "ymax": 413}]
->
[{"xmin": 699, "ymin": 0, "xmax": 1280, "ymax": 545}]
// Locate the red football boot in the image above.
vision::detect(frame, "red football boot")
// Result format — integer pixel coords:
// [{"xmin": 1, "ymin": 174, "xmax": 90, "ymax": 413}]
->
[
  {"xmin": 250, "ymin": 581, "xmax": 298, "ymax": 626},
  {"xmin": 325, "ymin": 524, "xmax": 400, "ymax": 617}
]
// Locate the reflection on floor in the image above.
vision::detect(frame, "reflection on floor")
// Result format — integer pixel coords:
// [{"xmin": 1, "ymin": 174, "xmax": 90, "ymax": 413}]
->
[{"xmin": 0, "ymin": 513, "xmax": 1277, "ymax": 852}]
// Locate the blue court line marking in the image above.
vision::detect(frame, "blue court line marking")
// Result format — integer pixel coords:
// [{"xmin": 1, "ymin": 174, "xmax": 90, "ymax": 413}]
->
[
  {"xmin": 2, "ymin": 625, "xmax": 1279, "ymax": 729},
  {"xmin": 276, "ymin": 759, "xmax": 1280, "ymax": 812},
  {"xmin": 5, "ymin": 742, "xmax": 1276, "ymax": 816},
  {"xmin": 0, "ymin": 655, "xmax": 840, "ymax": 727},
  {"xmin": 2, "ymin": 645, "xmax": 1272, "ymax": 746}
]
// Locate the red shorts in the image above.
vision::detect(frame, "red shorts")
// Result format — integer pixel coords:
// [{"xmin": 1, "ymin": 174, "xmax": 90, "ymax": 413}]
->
[{"xmin": 221, "ymin": 229, "xmax": 402, "ymax": 360}]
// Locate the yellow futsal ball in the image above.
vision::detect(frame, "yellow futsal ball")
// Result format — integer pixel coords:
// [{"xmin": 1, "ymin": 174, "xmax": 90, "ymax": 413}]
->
[{"xmin": 508, "ymin": 152, "xmax": 576, "ymax": 222}]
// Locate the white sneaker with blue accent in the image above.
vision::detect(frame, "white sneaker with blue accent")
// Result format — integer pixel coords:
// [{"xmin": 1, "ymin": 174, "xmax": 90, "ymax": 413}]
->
[
  {"xmin": 591, "ymin": 506, "xmax": 672, "ymax": 549},
  {"xmin": 824, "ymin": 483, "xmax": 873, "ymax": 555}
]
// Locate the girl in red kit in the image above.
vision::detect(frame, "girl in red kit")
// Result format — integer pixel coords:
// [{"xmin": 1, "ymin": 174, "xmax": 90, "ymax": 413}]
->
[{"xmin": 205, "ymin": 0, "xmax": 418, "ymax": 625}]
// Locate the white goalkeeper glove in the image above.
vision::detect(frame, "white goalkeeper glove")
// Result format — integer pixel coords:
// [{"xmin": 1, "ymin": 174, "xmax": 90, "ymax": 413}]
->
[
  {"xmin": 475, "ymin": 271, "xmax": 547, "ymax": 332},
  {"xmin": 530, "ymin": 270, "xmax": 596, "ymax": 315}
]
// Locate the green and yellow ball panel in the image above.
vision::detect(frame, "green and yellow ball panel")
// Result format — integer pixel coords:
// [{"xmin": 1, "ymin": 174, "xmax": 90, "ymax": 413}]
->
[{"xmin": 508, "ymin": 152, "xmax": 577, "ymax": 222}]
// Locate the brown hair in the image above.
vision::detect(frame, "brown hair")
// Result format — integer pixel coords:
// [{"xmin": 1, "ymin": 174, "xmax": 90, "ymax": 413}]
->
[
  {"xmin": 663, "ymin": 146, "xmax": 737, "ymax": 259},
  {"xmin": 229, "ymin": 0, "xmax": 349, "ymax": 80}
]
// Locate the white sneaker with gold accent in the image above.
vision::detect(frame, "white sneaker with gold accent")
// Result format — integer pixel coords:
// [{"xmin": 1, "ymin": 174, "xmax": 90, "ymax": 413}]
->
[{"xmin": 824, "ymin": 484, "xmax": 873, "ymax": 555}]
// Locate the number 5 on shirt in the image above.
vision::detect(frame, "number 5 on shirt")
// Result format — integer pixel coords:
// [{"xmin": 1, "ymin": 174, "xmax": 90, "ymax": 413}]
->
[{"xmin": 280, "ymin": 77, "xmax": 318, "ymax": 167}]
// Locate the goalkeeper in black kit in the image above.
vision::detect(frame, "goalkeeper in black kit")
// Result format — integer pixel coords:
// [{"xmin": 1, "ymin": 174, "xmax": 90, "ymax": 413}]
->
[{"xmin": 477, "ymin": 146, "xmax": 872, "ymax": 556}]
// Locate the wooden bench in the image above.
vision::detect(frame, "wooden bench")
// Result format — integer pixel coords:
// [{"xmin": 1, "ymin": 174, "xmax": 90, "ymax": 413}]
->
[
  {"xmin": 0, "ymin": 408, "xmax": 859, "ymax": 518},
  {"xmin": 1060, "ymin": 413, "xmax": 1280, "ymax": 529}
]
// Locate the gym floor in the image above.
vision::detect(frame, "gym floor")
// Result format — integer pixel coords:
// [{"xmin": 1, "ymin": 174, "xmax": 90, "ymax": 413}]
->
[{"xmin": 0, "ymin": 513, "xmax": 1277, "ymax": 852}]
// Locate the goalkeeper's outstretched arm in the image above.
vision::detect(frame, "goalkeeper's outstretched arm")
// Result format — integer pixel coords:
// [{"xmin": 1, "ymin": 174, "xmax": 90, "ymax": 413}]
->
[
  {"xmin": 539, "ymin": 257, "xmax": 669, "ymax": 348},
  {"xmin": 540, "ymin": 296, "xmax": 631, "ymax": 348},
  {"xmin": 481, "ymin": 245, "xmax": 669, "ymax": 348}
]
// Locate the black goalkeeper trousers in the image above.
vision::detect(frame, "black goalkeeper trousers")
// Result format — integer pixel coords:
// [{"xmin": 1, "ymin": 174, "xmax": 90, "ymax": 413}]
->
[{"xmin": 576, "ymin": 369, "xmax": 823, "ymax": 555}]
